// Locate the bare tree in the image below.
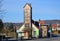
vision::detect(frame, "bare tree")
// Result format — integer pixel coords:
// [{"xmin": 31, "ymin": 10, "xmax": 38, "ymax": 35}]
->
[
  {"xmin": 0, "ymin": 0, "xmax": 6, "ymax": 19},
  {"xmin": 0, "ymin": 0, "xmax": 7, "ymax": 33}
]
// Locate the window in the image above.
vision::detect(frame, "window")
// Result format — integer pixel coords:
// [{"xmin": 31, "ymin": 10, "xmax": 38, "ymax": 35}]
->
[{"xmin": 25, "ymin": 23, "xmax": 29, "ymax": 28}]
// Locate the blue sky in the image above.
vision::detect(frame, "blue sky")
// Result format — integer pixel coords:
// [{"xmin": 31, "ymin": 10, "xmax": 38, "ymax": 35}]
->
[{"xmin": 1, "ymin": 0, "xmax": 60, "ymax": 23}]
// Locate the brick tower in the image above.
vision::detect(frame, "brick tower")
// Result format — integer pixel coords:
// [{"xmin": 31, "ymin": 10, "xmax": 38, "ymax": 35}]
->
[{"xmin": 24, "ymin": 3, "xmax": 32, "ymax": 39}]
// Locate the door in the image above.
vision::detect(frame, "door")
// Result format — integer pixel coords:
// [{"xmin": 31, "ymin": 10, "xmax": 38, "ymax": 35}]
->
[{"xmin": 24, "ymin": 32, "xmax": 28, "ymax": 39}]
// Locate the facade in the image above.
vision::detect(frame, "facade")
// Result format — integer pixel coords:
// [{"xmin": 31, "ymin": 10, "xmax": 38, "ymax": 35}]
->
[
  {"xmin": 17, "ymin": 3, "xmax": 39, "ymax": 39},
  {"xmin": 41, "ymin": 25, "xmax": 48, "ymax": 37}
]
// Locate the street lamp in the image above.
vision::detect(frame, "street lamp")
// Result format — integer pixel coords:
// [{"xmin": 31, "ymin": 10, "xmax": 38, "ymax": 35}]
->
[{"xmin": 50, "ymin": 24, "xmax": 52, "ymax": 38}]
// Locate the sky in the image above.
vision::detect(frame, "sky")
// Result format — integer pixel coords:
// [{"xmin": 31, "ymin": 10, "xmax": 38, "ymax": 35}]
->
[{"xmin": 1, "ymin": 0, "xmax": 60, "ymax": 23}]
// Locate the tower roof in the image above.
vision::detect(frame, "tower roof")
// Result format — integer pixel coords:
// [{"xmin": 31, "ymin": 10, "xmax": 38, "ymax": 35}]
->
[{"xmin": 23, "ymin": 3, "xmax": 32, "ymax": 8}]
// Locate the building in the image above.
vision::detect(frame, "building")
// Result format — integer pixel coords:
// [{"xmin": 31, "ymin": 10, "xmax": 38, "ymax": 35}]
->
[{"xmin": 17, "ymin": 3, "xmax": 39, "ymax": 39}]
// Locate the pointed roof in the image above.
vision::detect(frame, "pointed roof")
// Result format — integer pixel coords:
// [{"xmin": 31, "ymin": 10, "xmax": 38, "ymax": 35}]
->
[{"xmin": 23, "ymin": 3, "xmax": 32, "ymax": 8}]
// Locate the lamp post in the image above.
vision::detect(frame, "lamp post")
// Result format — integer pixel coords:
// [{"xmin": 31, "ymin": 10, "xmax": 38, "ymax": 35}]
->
[
  {"xmin": 50, "ymin": 24, "xmax": 52, "ymax": 38},
  {"xmin": 39, "ymin": 21, "xmax": 42, "ymax": 38}
]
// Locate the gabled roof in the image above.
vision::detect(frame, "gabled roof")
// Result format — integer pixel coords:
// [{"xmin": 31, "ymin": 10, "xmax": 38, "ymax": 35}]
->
[
  {"xmin": 32, "ymin": 20, "xmax": 39, "ymax": 29},
  {"xmin": 23, "ymin": 3, "xmax": 32, "ymax": 8}
]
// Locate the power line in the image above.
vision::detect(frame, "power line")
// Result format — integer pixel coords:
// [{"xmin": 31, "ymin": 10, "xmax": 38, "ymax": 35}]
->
[
  {"xmin": 0, "ymin": 0, "xmax": 3, "ymax": 19},
  {"xmin": 0, "ymin": 0, "xmax": 7, "ymax": 19},
  {"xmin": 28, "ymin": 0, "xmax": 31, "ymax": 3}
]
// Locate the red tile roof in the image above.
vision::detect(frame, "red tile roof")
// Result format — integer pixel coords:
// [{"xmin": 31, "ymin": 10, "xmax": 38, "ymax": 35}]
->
[
  {"xmin": 38, "ymin": 20, "xmax": 44, "ymax": 25},
  {"xmin": 52, "ymin": 24, "xmax": 57, "ymax": 29}
]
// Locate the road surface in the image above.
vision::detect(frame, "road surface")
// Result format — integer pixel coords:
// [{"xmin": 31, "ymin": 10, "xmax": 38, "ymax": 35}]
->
[
  {"xmin": 1, "ymin": 37, "xmax": 60, "ymax": 41},
  {"xmin": 24, "ymin": 37, "xmax": 60, "ymax": 41}
]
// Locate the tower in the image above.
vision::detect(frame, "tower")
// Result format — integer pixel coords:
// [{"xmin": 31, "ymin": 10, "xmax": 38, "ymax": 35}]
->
[{"xmin": 24, "ymin": 3, "xmax": 32, "ymax": 38}]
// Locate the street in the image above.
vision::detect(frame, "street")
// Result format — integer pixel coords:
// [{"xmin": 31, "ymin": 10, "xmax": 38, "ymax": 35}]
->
[
  {"xmin": 24, "ymin": 37, "xmax": 60, "ymax": 41},
  {"xmin": 1, "ymin": 37, "xmax": 60, "ymax": 41}
]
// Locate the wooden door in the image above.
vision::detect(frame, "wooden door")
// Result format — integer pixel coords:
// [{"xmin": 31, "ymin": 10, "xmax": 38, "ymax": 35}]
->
[{"xmin": 24, "ymin": 32, "xmax": 28, "ymax": 39}]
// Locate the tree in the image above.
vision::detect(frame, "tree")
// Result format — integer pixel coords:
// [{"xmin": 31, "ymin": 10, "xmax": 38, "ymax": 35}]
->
[
  {"xmin": 9, "ymin": 23, "xmax": 13, "ymax": 31},
  {"xmin": 6, "ymin": 23, "xmax": 13, "ymax": 32},
  {"xmin": 0, "ymin": 19, "xmax": 3, "ymax": 32}
]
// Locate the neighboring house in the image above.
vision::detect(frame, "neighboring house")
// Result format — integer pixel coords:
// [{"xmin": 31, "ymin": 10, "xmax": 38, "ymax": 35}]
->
[
  {"xmin": 52, "ymin": 24, "xmax": 60, "ymax": 35},
  {"xmin": 40, "ymin": 25, "xmax": 49, "ymax": 37},
  {"xmin": 52, "ymin": 24, "xmax": 57, "ymax": 31}
]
